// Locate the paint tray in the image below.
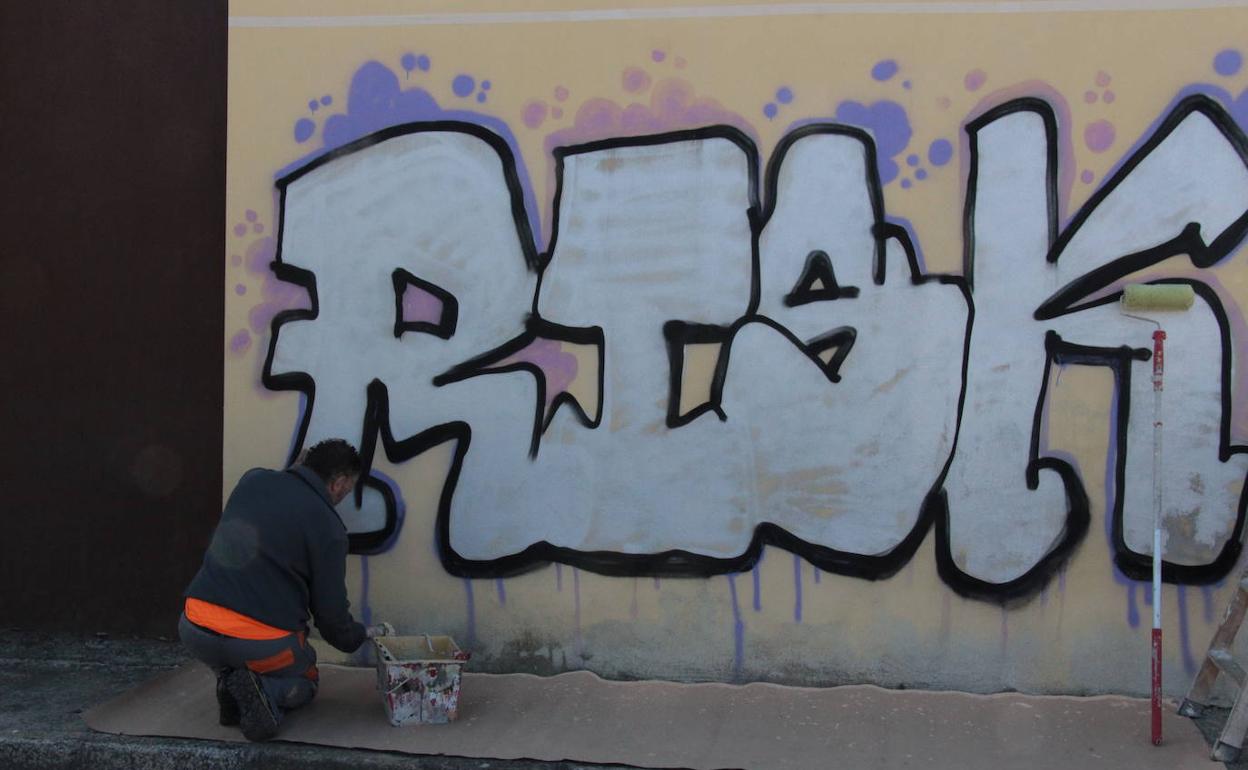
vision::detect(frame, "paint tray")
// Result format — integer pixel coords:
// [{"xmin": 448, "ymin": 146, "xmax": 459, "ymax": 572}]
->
[{"xmin": 374, "ymin": 635, "xmax": 470, "ymax": 726}]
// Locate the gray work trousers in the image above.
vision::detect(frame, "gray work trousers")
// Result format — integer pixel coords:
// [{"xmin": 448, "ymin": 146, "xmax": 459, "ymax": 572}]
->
[{"xmin": 178, "ymin": 613, "xmax": 318, "ymax": 721}]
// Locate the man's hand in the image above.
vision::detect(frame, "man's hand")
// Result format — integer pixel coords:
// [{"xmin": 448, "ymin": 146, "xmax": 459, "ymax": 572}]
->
[{"xmin": 365, "ymin": 621, "xmax": 395, "ymax": 639}]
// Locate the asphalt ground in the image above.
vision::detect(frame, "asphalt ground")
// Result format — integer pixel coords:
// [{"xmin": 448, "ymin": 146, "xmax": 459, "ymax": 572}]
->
[{"xmin": 0, "ymin": 627, "xmax": 1239, "ymax": 769}]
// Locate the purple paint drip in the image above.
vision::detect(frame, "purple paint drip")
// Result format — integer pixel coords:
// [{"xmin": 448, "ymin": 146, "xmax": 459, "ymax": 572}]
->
[
  {"xmin": 727, "ymin": 574, "xmax": 745, "ymax": 680},
  {"xmin": 573, "ymin": 568, "xmax": 584, "ymax": 664},
  {"xmin": 462, "ymin": 578, "xmax": 477, "ymax": 648},
  {"xmin": 495, "ymin": 577, "xmax": 507, "ymax": 605},
  {"xmin": 1177, "ymin": 586, "xmax": 1198, "ymax": 675},
  {"xmin": 1127, "ymin": 583, "xmax": 1140, "ymax": 628},
  {"xmin": 812, "ymin": 565, "xmax": 821, "ymax": 584},
  {"xmin": 653, "ymin": 576, "xmax": 661, "ymax": 590},
  {"xmin": 360, "ymin": 555, "xmax": 373, "ymax": 626},
  {"xmin": 1201, "ymin": 585, "xmax": 1215, "ymax": 624},
  {"xmin": 792, "ymin": 554, "xmax": 803, "ymax": 623}
]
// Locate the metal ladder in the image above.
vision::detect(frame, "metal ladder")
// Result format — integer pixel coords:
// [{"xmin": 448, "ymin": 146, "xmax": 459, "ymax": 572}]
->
[{"xmin": 1180, "ymin": 572, "xmax": 1248, "ymax": 762}]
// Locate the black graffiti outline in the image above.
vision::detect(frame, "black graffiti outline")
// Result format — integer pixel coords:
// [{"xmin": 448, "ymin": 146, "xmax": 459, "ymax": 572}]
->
[
  {"xmin": 260, "ymin": 95, "xmax": 1247, "ymax": 596},
  {"xmin": 433, "ymin": 123, "xmax": 973, "ymax": 582},
  {"xmin": 263, "ymin": 121, "xmax": 541, "ymax": 552},
  {"xmin": 784, "ymin": 250, "xmax": 862, "ymax": 306},
  {"xmin": 392, "ymin": 269, "xmax": 458, "ymax": 339},
  {"xmin": 432, "ymin": 316, "xmax": 604, "ymax": 458},
  {"xmin": 1035, "ymin": 93, "xmax": 1248, "ymax": 584}
]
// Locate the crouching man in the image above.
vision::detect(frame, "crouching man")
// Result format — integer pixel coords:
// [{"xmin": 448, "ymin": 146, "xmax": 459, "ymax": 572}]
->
[{"xmin": 179, "ymin": 439, "xmax": 391, "ymax": 741}]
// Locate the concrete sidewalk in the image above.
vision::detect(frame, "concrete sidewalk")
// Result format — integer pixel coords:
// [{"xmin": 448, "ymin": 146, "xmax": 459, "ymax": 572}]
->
[{"xmin": 0, "ymin": 627, "xmax": 1238, "ymax": 770}]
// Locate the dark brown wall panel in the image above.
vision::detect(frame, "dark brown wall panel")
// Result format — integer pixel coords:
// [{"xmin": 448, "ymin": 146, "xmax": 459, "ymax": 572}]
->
[{"xmin": 0, "ymin": 0, "xmax": 226, "ymax": 635}]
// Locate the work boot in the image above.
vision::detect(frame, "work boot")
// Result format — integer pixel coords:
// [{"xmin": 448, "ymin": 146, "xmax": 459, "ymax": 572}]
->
[
  {"xmin": 215, "ymin": 669, "xmax": 240, "ymax": 726},
  {"xmin": 225, "ymin": 669, "xmax": 279, "ymax": 741}
]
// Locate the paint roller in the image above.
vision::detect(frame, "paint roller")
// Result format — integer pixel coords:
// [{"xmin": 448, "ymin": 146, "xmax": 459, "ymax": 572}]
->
[{"xmin": 1119, "ymin": 282, "xmax": 1195, "ymax": 747}]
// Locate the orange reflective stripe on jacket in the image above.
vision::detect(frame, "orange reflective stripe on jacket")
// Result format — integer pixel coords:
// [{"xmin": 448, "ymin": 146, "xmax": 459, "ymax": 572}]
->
[{"xmin": 184, "ymin": 597, "xmax": 291, "ymax": 641}]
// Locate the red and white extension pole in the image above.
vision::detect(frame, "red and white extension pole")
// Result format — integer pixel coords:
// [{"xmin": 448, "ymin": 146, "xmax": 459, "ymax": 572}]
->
[{"xmin": 1151, "ymin": 328, "xmax": 1165, "ymax": 747}]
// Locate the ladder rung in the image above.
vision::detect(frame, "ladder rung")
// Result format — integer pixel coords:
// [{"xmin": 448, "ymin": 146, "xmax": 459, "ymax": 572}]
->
[{"xmin": 1211, "ymin": 648, "xmax": 1246, "ymax": 685}]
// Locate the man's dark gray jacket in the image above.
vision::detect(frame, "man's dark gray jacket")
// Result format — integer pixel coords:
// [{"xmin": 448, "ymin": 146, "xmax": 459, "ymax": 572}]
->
[{"xmin": 185, "ymin": 465, "xmax": 367, "ymax": 653}]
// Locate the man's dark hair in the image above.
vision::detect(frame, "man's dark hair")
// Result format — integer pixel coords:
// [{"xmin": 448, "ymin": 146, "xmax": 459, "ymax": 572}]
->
[{"xmin": 302, "ymin": 439, "xmax": 363, "ymax": 482}]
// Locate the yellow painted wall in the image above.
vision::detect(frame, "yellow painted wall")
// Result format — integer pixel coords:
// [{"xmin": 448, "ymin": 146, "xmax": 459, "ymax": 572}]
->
[{"xmin": 226, "ymin": 0, "xmax": 1248, "ymax": 694}]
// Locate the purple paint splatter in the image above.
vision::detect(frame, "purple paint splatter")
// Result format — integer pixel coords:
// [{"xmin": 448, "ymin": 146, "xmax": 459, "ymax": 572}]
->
[
  {"xmin": 546, "ymin": 78, "xmax": 752, "ymax": 155},
  {"xmin": 1080, "ymin": 169, "xmax": 1095, "ymax": 184},
  {"xmin": 1215, "ymin": 49, "xmax": 1243, "ymax": 77},
  {"xmin": 245, "ymin": 236, "xmax": 312, "ymax": 335},
  {"xmin": 906, "ymin": 153, "xmax": 919, "ymax": 167},
  {"xmin": 1103, "ymin": 90, "xmax": 1115, "ymax": 104},
  {"xmin": 416, "ymin": 54, "xmax": 431, "ymax": 72},
  {"xmin": 622, "ymin": 67, "xmax": 651, "ymax": 93},
  {"xmin": 871, "ymin": 59, "xmax": 898, "ymax": 82},
  {"xmin": 835, "ymin": 99, "xmax": 911, "ymax": 184},
  {"xmin": 481, "ymin": 80, "xmax": 491, "ymax": 91},
  {"xmin": 554, "ymin": 86, "xmax": 569, "ymax": 102},
  {"xmin": 928, "ymin": 138, "xmax": 953, "ymax": 166},
  {"xmin": 901, "ymin": 178, "xmax": 912, "ymax": 189},
  {"xmin": 234, "ymin": 283, "xmax": 247, "ymax": 296},
  {"xmin": 401, "ymin": 52, "xmax": 417, "ymax": 73},
  {"xmin": 245, "ymin": 210, "xmax": 258, "ymax": 223},
  {"xmin": 915, "ymin": 168, "xmax": 927, "ymax": 180},
  {"xmin": 294, "ymin": 118, "xmax": 315, "ymax": 143},
  {"xmin": 523, "ymin": 100, "xmax": 549, "ymax": 129},
  {"xmin": 233, "ymin": 223, "xmax": 247, "ymax": 237},
  {"xmin": 452, "ymin": 74, "xmax": 476, "ymax": 97},
  {"xmin": 308, "ymin": 100, "xmax": 319, "ymax": 112},
  {"xmin": 763, "ymin": 103, "xmax": 778, "ymax": 120},
  {"xmin": 964, "ymin": 68, "xmax": 987, "ymax": 92},
  {"xmin": 651, "ymin": 49, "xmax": 666, "ymax": 63},
  {"xmin": 1084, "ymin": 120, "xmax": 1116, "ymax": 153},
  {"xmin": 903, "ymin": 80, "xmax": 911, "ymax": 90},
  {"xmin": 1083, "ymin": 90, "xmax": 1098, "ymax": 104},
  {"xmin": 477, "ymin": 92, "xmax": 487, "ymax": 104},
  {"xmin": 229, "ymin": 329, "xmax": 252, "ymax": 354},
  {"xmin": 253, "ymin": 223, "xmax": 264, "ymax": 234},
  {"xmin": 776, "ymin": 87, "xmax": 793, "ymax": 104},
  {"xmin": 1095, "ymin": 70, "xmax": 1112, "ymax": 87}
]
